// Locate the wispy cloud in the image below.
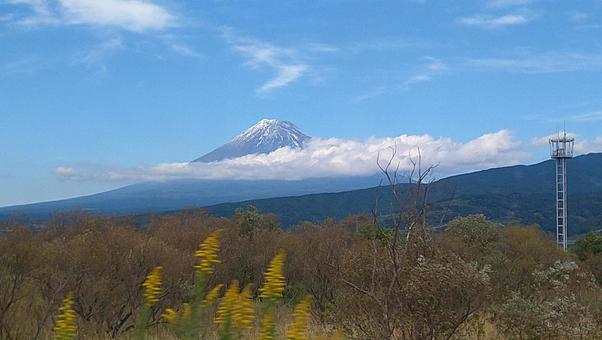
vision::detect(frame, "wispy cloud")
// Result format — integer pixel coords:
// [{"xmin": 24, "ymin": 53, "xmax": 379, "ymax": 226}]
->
[
  {"xmin": 168, "ymin": 42, "xmax": 201, "ymax": 58},
  {"xmin": 6, "ymin": 0, "xmax": 176, "ymax": 32},
  {"xmin": 530, "ymin": 132, "xmax": 578, "ymax": 146},
  {"xmin": 459, "ymin": 14, "xmax": 529, "ymax": 29},
  {"xmin": 402, "ymin": 58, "xmax": 447, "ymax": 89},
  {"xmin": 222, "ymin": 29, "xmax": 309, "ymax": 93},
  {"xmin": 1, "ymin": 57, "xmax": 44, "ymax": 76},
  {"xmin": 55, "ymin": 130, "xmax": 528, "ymax": 182},
  {"xmin": 556, "ymin": 111, "xmax": 602, "ymax": 123},
  {"xmin": 355, "ymin": 57, "xmax": 447, "ymax": 102},
  {"xmin": 524, "ymin": 110, "xmax": 602, "ymax": 125},
  {"xmin": 486, "ymin": 0, "xmax": 531, "ymax": 8},
  {"xmin": 75, "ymin": 36, "xmax": 123, "ymax": 72},
  {"xmin": 531, "ymin": 133, "xmax": 602, "ymax": 154},
  {"xmin": 467, "ymin": 52, "xmax": 602, "ymax": 73},
  {"xmin": 259, "ymin": 64, "xmax": 308, "ymax": 93}
]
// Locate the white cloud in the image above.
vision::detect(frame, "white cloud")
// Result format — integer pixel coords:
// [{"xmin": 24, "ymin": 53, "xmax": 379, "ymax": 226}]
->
[
  {"xmin": 561, "ymin": 111, "xmax": 602, "ymax": 122},
  {"xmin": 355, "ymin": 58, "xmax": 447, "ymax": 101},
  {"xmin": 55, "ymin": 130, "xmax": 528, "ymax": 183},
  {"xmin": 467, "ymin": 52, "xmax": 602, "ymax": 73},
  {"xmin": 530, "ymin": 133, "xmax": 602, "ymax": 154},
  {"xmin": 76, "ymin": 37, "xmax": 124, "ymax": 71},
  {"xmin": 259, "ymin": 64, "xmax": 308, "ymax": 93},
  {"xmin": 1, "ymin": 57, "xmax": 43, "ymax": 76},
  {"xmin": 169, "ymin": 42, "xmax": 201, "ymax": 58},
  {"xmin": 60, "ymin": 0, "xmax": 175, "ymax": 31},
  {"xmin": 459, "ymin": 14, "xmax": 529, "ymax": 29},
  {"xmin": 530, "ymin": 132, "xmax": 578, "ymax": 146},
  {"xmin": 525, "ymin": 111, "xmax": 602, "ymax": 123},
  {"xmin": 222, "ymin": 30, "xmax": 309, "ymax": 93},
  {"xmin": 6, "ymin": 0, "xmax": 176, "ymax": 32},
  {"xmin": 55, "ymin": 166, "xmax": 77, "ymax": 176},
  {"xmin": 486, "ymin": 0, "xmax": 531, "ymax": 8},
  {"xmin": 402, "ymin": 58, "xmax": 447, "ymax": 89}
]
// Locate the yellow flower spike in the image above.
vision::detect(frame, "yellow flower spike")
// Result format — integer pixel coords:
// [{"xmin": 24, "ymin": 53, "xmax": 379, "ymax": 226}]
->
[
  {"xmin": 195, "ymin": 229, "xmax": 223, "ymax": 274},
  {"xmin": 286, "ymin": 296, "xmax": 313, "ymax": 340},
  {"xmin": 162, "ymin": 308, "xmax": 177, "ymax": 322},
  {"xmin": 259, "ymin": 248, "xmax": 286, "ymax": 300},
  {"xmin": 181, "ymin": 303, "xmax": 191, "ymax": 320},
  {"xmin": 215, "ymin": 280, "xmax": 239, "ymax": 324},
  {"xmin": 260, "ymin": 311, "xmax": 275, "ymax": 340},
  {"xmin": 203, "ymin": 283, "xmax": 224, "ymax": 306},
  {"xmin": 142, "ymin": 266, "xmax": 162, "ymax": 305},
  {"xmin": 235, "ymin": 283, "xmax": 255, "ymax": 330},
  {"xmin": 53, "ymin": 292, "xmax": 77, "ymax": 340}
]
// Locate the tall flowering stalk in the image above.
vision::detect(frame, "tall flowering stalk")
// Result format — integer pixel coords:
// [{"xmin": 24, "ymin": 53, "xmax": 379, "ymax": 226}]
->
[
  {"xmin": 204, "ymin": 284, "xmax": 224, "ymax": 306},
  {"xmin": 163, "ymin": 229, "xmax": 224, "ymax": 340},
  {"xmin": 215, "ymin": 281, "xmax": 255, "ymax": 340},
  {"xmin": 236, "ymin": 284, "xmax": 255, "ymax": 330},
  {"xmin": 135, "ymin": 266, "xmax": 162, "ymax": 340},
  {"xmin": 259, "ymin": 312, "xmax": 275, "ymax": 340},
  {"xmin": 53, "ymin": 292, "xmax": 76, "ymax": 340},
  {"xmin": 259, "ymin": 248, "xmax": 286, "ymax": 340},
  {"xmin": 260, "ymin": 248, "xmax": 286, "ymax": 301},
  {"xmin": 143, "ymin": 266, "xmax": 162, "ymax": 304},
  {"xmin": 286, "ymin": 296, "xmax": 312, "ymax": 340}
]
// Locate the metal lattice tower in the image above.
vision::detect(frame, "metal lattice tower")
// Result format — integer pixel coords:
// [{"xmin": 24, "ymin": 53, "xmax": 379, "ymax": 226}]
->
[{"xmin": 549, "ymin": 132, "xmax": 574, "ymax": 250}]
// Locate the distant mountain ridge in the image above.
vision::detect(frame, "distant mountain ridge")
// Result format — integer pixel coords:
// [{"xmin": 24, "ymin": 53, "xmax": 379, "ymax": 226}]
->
[
  {"xmin": 204, "ymin": 153, "xmax": 602, "ymax": 235},
  {"xmin": 193, "ymin": 119, "xmax": 311, "ymax": 162}
]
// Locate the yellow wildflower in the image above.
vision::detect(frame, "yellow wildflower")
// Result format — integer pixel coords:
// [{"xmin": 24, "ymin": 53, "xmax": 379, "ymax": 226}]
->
[
  {"xmin": 260, "ymin": 311, "xmax": 275, "ymax": 340},
  {"xmin": 215, "ymin": 280, "xmax": 239, "ymax": 324},
  {"xmin": 162, "ymin": 308, "xmax": 177, "ymax": 322},
  {"xmin": 286, "ymin": 296, "xmax": 312, "ymax": 340},
  {"xmin": 181, "ymin": 303, "xmax": 191, "ymax": 320},
  {"xmin": 195, "ymin": 229, "xmax": 223, "ymax": 274},
  {"xmin": 142, "ymin": 266, "xmax": 162, "ymax": 305},
  {"xmin": 53, "ymin": 292, "xmax": 76, "ymax": 340},
  {"xmin": 203, "ymin": 283, "xmax": 224, "ymax": 305},
  {"xmin": 259, "ymin": 248, "xmax": 286, "ymax": 300},
  {"xmin": 234, "ymin": 283, "xmax": 255, "ymax": 330}
]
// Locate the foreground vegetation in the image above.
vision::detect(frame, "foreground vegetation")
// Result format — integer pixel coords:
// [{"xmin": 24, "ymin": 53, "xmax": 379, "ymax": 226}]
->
[{"xmin": 2, "ymin": 205, "xmax": 602, "ymax": 339}]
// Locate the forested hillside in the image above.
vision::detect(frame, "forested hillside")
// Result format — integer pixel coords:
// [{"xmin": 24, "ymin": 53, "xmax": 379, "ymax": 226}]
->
[{"xmin": 207, "ymin": 153, "xmax": 602, "ymax": 235}]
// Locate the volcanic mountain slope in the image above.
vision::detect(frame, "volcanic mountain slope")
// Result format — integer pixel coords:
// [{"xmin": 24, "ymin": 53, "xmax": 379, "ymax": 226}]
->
[{"xmin": 193, "ymin": 119, "xmax": 311, "ymax": 162}]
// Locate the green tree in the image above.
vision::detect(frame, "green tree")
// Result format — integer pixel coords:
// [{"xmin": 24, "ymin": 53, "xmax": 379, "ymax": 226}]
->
[{"xmin": 573, "ymin": 232, "xmax": 602, "ymax": 261}]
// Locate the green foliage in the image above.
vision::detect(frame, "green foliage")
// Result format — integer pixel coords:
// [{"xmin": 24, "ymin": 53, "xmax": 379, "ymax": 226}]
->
[
  {"xmin": 446, "ymin": 214, "xmax": 500, "ymax": 250},
  {"xmin": 572, "ymin": 232, "xmax": 602, "ymax": 260},
  {"xmin": 357, "ymin": 223, "xmax": 392, "ymax": 241},
  {"xmin": 234, "ymin": 205, "xmax": 279, "ymax": 237}
]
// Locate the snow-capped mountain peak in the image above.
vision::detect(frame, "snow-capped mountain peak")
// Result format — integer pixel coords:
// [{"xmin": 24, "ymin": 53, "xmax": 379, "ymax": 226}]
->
[
  {"xmin": 193, "ymin": 118, "xmax": 311, "ymax": 162},
  {"xmin": 232, "ymin": 119, "xmax": 309, "ymax": 149}
]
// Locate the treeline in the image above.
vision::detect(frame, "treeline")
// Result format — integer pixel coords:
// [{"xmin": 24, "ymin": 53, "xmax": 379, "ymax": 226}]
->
[{"xmin": 1, "ymin": 207, "xmax": 602, "ymax": 339}]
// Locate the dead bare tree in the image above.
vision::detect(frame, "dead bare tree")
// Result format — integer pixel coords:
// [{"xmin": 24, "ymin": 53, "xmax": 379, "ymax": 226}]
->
[
  {"xmin": 332, "ymin": 146, "xmax": 440, "ymax": 339},
  {"xmin": 333, "ymin": 146, "xmax": 494, "ymax": 340}
]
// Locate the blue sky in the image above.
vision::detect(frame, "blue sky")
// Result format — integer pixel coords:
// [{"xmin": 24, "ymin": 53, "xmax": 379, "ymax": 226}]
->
[{"xmin": 1, "ymin": 0, "xmax": 602, "ymax": 206}]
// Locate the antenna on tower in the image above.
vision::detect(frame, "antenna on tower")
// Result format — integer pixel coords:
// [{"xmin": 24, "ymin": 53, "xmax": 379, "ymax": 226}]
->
[{"xmin": 549, "ymin": 129, "xmax": 574, "ymax": 250}]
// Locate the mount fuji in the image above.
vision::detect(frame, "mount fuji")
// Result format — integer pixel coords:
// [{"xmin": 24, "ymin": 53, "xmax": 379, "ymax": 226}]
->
[
  {"xmin": 0, "ymin": 119, "xmax": 380, "ymax": 221},
  {"xmin": 194, "ymin": 119, "xmax": 311, "ymax": 162}
]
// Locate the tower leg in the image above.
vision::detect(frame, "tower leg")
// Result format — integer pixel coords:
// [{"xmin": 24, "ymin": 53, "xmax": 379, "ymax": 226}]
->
[{"xmin": 556, "ymin": 159, "xmax": 567, "ymax": 249}]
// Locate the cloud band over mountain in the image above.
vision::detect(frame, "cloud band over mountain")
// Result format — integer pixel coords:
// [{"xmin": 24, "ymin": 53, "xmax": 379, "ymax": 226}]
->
[{"xmin": 55, "ymin": 130, "xmax": 530, "ymax": 183}]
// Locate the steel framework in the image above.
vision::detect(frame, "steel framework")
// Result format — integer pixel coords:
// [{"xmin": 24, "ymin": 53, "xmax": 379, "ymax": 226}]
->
[{"xmin": 549, "ymin": 132, "xmax": 574, "ymax": 250}]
